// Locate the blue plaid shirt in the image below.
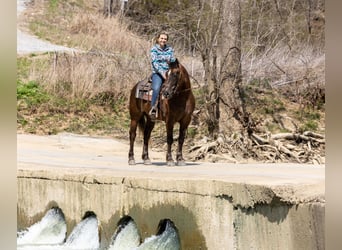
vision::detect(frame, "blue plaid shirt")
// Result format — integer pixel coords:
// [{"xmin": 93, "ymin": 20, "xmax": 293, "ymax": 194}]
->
[{"xmin": 150, "ymin": 44, "xmax": 176, "ymax": 76}]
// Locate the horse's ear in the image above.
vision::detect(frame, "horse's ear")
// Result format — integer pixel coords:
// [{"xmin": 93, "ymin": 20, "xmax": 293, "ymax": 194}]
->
[{"xmin": 169, "ymin": 58, "xmax": 179, "ymax": 68}]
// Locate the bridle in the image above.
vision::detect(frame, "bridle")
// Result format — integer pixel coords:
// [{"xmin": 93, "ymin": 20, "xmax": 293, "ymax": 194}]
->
[
  {"xmin": 163, "ymin": 67, "xmax": 182, "ymax": 97},
  {"xmin": 162, "ymin": 63, "xmax": 192, "ymax": 99}
]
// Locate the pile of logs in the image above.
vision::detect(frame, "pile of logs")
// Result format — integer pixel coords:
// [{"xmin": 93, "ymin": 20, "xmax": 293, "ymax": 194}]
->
[{"xmin": 189, "ymin": 131, "xmax": 325, "ymax": 164}]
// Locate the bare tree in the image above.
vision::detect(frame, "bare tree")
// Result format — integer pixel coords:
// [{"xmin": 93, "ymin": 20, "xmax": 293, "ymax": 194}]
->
[
  {"xmin": 186, "ymin": 0, "xmax": 252, "ymax": 138},
  {"xmin": 104, "ymin": 0, "xmax": 126, "ymax": 16},
  {"xmin": 220, "ymin": 0, "xmax": 254, "ymax": 136}
]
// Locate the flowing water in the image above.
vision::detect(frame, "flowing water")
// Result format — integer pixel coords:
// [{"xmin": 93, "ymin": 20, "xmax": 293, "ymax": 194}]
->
[
  {"xmin": 108, "ymin": 216, "xmax": 141, "ymax": 250},
  {"xmin": 17, "ymin": 208, "xmax": 181, "ymax": 250},
  {"xmin": 136, "ymin": 219, "xmax": 180, "ymax": 250},
  {"xmin": 17, "ymin": 207, "xmax": 67, "ymax": 248}
]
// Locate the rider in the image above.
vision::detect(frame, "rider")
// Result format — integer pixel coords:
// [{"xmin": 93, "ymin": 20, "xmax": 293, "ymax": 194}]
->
[{"xmin": 149, "ymin": 31, "xmax": 176, "ymax": 120}]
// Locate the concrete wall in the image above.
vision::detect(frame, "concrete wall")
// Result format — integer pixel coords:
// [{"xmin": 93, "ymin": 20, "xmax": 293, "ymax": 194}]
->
[{"xmin": 17, "ymin": 168, "xmax": 325, "ymax": 250}]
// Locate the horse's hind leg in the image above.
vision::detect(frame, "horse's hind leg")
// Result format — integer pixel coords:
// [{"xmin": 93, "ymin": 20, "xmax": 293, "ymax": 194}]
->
[
  {"xmin": 142, "ymin": 120, "xmax": 155, "ymax": 165},
  {"xmin": 128, "ymin": 119, "xmax": 138, "ymax": 165}
]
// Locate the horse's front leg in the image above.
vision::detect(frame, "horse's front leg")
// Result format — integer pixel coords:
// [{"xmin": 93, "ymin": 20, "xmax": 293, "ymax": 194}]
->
[
  {"xmin": 176, "ymin": 124, "xmax": 187, "ymax": 166},
  {"xmin": 142, "ymin": 120, "xmax": 154, "ymax": 165},
  {"xmin": 166, "ymin": 122, "xmax": 175, "ymax": 166}
]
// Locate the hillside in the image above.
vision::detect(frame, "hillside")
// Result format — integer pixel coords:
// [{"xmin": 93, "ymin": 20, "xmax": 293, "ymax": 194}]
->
[{"xmin": 17, "ymin": 0, "xmax": 325, "ymax": 164}]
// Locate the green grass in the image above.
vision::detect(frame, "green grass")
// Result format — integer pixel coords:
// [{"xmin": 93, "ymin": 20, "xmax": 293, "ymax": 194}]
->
[
  {"xmin": 187, "ymin": 127, "xmax": 197, "ymax": 138},
  {"xmin": 17, "ymin": 70, "xmax": 130, "ymax": 136},
  {"xmin": 299, "ymin": 120, "xmax": 318, "ymax": 133},
  {"xmin": 17, "ymin": 58, "xmax": 32, "ymax": 80},
  {"xmin": 17, "ymin": 80, "xmax": 51, "ymax": 107},
  {"xmin": 48, "ymin": 0, "xmax": 59, "ymax": 12},
  {"xmin": 295, "ymin": 109, "xmax": 321, "ymax": 132}
]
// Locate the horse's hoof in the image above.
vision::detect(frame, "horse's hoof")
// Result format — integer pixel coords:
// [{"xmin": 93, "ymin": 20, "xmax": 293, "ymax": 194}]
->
[
  {"xmin": 176, "ymin": 160, "xmax": 186, "ymax": 166},
  {"xmin": 144, "ymin": 159, "xmax": 152, "ymax": 165},
  {"xmin": 128, "ymin": 159, "xmax": 136, "ymax": 165},
  {"xmin": 167, "ymin": 161, "xmax": 175, "ymax": 167}
]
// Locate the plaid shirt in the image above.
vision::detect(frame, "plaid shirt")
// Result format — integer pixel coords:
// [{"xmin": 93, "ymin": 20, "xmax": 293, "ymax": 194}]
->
[{"xmin": 150, "ymin": 44, "xmax": 175, "ymax": 76}]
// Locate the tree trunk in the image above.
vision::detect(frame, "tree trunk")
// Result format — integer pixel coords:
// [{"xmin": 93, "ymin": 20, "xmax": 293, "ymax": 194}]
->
[
  {"xmin": 202, "ymin": 51, "xmax": 220, "ymax": 137},
  {"xmin": 103, "ymin": 0, "xmax": 122, "ymax": 16},
  {"xmin": 220, "ymin": 0, "xmax": 252, "ymax": 135}
]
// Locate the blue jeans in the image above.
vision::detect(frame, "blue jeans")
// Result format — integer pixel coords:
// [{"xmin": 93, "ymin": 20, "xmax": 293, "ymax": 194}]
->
[{"xmin": 151, "ymin": 73, "xmax": 164, "ymax": 107}]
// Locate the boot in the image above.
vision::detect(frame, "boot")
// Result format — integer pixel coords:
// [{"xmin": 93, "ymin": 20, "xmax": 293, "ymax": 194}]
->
[{"xmin": 149, "ymin": 106, "xmax": 157, "ymax": 121}]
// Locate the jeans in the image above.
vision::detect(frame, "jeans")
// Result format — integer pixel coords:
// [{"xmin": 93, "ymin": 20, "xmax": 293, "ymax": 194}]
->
[{"xmin": 151, "ymin": 73, "xmax": 164, "ymax": 107}]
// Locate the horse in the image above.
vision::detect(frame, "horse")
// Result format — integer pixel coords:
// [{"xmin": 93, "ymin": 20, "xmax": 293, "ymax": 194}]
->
[{"xmin": 128, "ymin": 59, "xmax": 195, "ymax": 166}]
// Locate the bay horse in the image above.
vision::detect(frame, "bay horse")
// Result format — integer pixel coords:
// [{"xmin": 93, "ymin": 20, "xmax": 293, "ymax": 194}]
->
[{"xmin": 128, "ymin": 59, "xmax": 195, "ymax": 166}]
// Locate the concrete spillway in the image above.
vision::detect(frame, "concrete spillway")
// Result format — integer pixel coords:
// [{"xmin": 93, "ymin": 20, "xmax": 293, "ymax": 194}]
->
[{"xmin": 17, "ymin": 133, "xmax": 325, "ymax": 249}]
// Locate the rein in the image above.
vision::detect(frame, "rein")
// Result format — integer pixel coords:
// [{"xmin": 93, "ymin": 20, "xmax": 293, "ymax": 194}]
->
[{"xmin": 175, "ymin": 87, "xmax": 192, "ymax": 95}]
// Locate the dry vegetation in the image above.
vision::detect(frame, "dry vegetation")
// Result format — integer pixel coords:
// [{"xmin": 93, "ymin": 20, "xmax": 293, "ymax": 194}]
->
[{"xmin": 17, "ymin": 0, "xmax": 325, "ymax": 164}]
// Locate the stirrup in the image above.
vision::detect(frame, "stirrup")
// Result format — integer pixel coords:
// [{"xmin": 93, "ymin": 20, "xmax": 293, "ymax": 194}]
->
[
  {"xmin": 149, "ymin": 107, "xmax": 156, "ymax": 115},
  {"xmin": 149, "ymin": 106, "xmax": 157, "ymax": 121}
]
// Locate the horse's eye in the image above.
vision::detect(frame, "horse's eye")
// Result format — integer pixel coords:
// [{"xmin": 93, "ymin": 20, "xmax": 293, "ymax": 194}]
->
[{"xmin": 170, "ymin": 73, "xmax": 178, "ymax": 80}]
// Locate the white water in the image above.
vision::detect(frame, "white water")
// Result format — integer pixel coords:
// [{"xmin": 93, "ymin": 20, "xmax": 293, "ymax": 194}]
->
[
  {"xmin": 18, "ymin": 209, "xmax": 181, "ymax": 250},
  {"xmin": 17, "ymin": 209, "xmax": 100, "ymax": 250},
  {"xmin": 64, "ymin": 213, "xmax": 100, "ymax": 249},
  {"xmin": 136, "ymin": 220, "xmax": 180, "ymax": 250},
  {"xmin": 107, "ymin": 216, "xmax": 140, "ymax": 250},
  {"xmin": 17, "ymin": 207, "xmax": 67, "ymax": 246}
]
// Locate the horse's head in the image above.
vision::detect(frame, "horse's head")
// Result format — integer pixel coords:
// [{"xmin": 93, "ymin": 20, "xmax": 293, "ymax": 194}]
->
[{"xmin": 162, "ymin": 58, "xmax": 181, "ymax": 99}]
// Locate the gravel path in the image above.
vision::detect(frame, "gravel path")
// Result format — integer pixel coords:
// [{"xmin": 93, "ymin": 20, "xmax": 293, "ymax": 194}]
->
[{"xmin": 17, "ymin": 0, "xmax": 78, "ymax": 55}]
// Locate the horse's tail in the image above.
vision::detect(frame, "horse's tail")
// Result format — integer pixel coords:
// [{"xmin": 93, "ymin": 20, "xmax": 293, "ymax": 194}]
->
[{"xmin": 137, "ymin": 116, "xmax": 146, "ymax": 133}]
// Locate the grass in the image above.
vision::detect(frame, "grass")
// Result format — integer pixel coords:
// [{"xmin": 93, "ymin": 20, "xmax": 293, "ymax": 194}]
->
[
  {"xmin": 18, "ymin": 94, "xmax": 130, "ymax": 136},
  {"xmin": 17, "ymin": 60, "xmax": 130, "ymax": 136},
  {"xmin": 299, "ymin": 121, "xmax": 318, "ymax": 133},
  {"xmin": 17, "ymin": 80, "xmax": 50, "ymax": 107},
  {"xmin": 16, "ymin": 52, "xmax": 324, "ymax": 139},
  {"xmin": 48, "ymin": 0, "xmax": 58, "ymax": 12}
]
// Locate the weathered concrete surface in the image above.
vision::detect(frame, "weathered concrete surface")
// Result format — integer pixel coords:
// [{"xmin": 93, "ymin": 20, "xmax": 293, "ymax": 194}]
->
[{"xmin": 17, "ymin": 133, "xmax": 325, "ymax": 249}]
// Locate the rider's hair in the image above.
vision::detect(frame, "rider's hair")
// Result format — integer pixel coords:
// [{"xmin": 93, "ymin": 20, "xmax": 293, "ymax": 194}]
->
[{"xmin": 153, "ymin": 31, "xmax": 169, "ymax": 44}]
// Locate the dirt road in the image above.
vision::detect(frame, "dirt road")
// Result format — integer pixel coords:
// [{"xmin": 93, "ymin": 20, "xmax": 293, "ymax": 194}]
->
[
  {"xmin": 17, "ymin": 0, "xmax": 77, "ymax": 55},
  {"xmin": 17, "ymin": 133, "xmax": 325, "ymax": 205}
]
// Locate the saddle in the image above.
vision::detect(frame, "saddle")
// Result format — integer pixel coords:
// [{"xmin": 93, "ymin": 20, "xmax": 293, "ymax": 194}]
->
[
  {"xmin": 135, "ymin": 76, "xmax": 153, "ymax": 101},
  {"xmin": 135, "ymin": 76, "xmax": 167, "ymax": 102},
  {"xmin": 135, "ymin": 76, "xmax": 168, "ymax": 120}
]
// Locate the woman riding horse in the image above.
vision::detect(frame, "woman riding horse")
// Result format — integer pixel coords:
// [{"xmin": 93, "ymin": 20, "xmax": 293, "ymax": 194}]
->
[
  {"xmin": 149, "ymin": 31, "xmax": 176, "ymax": 121},
  {"xmin": 128, "ymin": 57, "xmax": 195, "ymax": 166}
]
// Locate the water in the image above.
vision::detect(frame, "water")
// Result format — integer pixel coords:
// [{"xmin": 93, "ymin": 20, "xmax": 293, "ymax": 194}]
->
[
  {"xmin": 136, "ymin": 219, "xmax": 180, "ymax": 250},
  {"xmin": 17, "ymin": 208, "xmax": 181, "ymax": 250},
  {"xmin": 108, "ymin": 216, "xmax": 141, "ymax": 250},
  {"xmin": 63, "ymin": 211, "xmax": 100, "ymax": 249},
  {"xmin": 17, "ymin": 207, "xmax": 67, "ymax": 246},
  {"xmin": 17, "ymin": 208, "xmax": 99, "ymax": 250}
]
